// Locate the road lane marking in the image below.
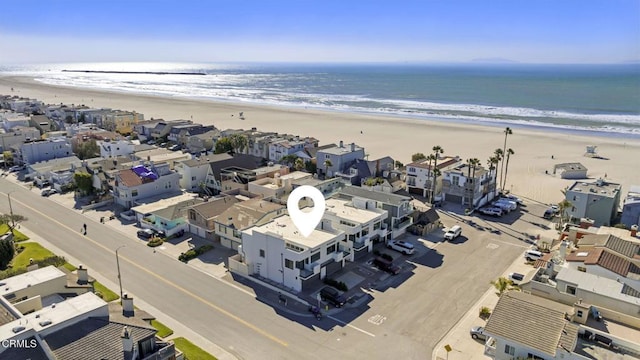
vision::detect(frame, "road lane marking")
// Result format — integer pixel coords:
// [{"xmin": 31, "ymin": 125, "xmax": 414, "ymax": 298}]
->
[
  {"xmin": 8, "ymin": 194, "xmax": 289, "ymax": 348},
  {"xmin": 367, "ymin": 314, "xmax": 386, "ymax": 325},
  {"xmin": 327, "ymin": 315, "xmax": 376, "ymax": 337}
]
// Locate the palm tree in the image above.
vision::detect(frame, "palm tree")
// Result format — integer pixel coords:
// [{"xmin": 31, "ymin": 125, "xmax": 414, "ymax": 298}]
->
[
  {"xmin": 558, "ymin": 199, "xmax": 573, "ymax": 224},
  {"xmin": 229, "ymin": 134, "xmax": 248, "ymax": 154},
  {"xmin": 500, "ymin": 127, "xmax": 512, "ymax": 190},
  {"xmin": 469, "ymin": 158, "xmax": 481, "ymax": 207},
  {"xmin": 487, "ymin": 156, "xmax": 499, "ymax": 195},
  {"xmin": 502, "ymin": 148, "xmax": 515, "ymax": 190},
  {"xmin": 294, "ymin": 158, "xmax": 305, "ymax": 171},
  {"xmin": 430, "ymin": 145, "xmax": 444, "ymax": 205},
  {"xmin": 494, "ymin": 148, "xmax": 504, "ymax": 190},
  {"xmin": 491, "ymin": 277, "xmax": 513, "ymax": 296}
]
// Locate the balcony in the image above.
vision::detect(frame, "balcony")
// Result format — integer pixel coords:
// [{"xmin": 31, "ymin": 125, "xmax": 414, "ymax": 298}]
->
[{"xmin": 393, "ymin": 218, "xmax": 412, "ymax": 230}]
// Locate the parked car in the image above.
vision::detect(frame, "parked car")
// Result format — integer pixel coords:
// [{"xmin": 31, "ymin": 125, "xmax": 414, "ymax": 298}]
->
[
  {"xmin": 137, "ymin": 229, "xmax": 155, "ymax": 239},
  {"xmin": 387, "ymin": 239, "xmax": 415, "ymax": 255},
  {"xmin": 492, "ymin": 201, "xmax": 513, "ymax": 213},
  {"xmin": 524, "ymin": 249, "xmax": 543, "ymax": 262},
  {"xmin": 373, "ymin": 257, "xmax": 401, "ymax": 275},
  {"xmin": 470, "ymin": 326, "xmax": 487, "ymax": 340},
  {"xmin": 543, "ymin": 209, "xmax": 555, "ymax": 219},
  {"xmin": 509, "ymin": 272, "xmax": 525, "ymax": 285},
  {"xmin": 40, "ymin": 189, "xmax": 57, "ymax": 197},
  {"xmin": 494, "ymin": 199, "xmax": 517, "ymax": 211},
  {"xmin": 9, "ymin": 165, "xmax": 25, "ymax": 173},
  {"xmin": 479, "ymin": 207, "xmax": 503, "ymax": 216},
  {"xmin": 168, "ymin": 144, "xmax": 181, "ymax": 151},
  {"xmin": 502, "ymin": 194, "xmax": 523, "ymax": 204},
  {"xmin": 319, "ymin": 287, "xmax": 347, "ymax": 308},
  {"xmin": 444, "ymin": 225, "xmax": 462, "ymax": 241}
]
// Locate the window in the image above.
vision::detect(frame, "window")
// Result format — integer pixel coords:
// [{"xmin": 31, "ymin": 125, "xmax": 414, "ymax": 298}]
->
[
  {"xmin": 259, "ymin": 249, "xmax": 265, "ymax": 258},
  {"xmin": 325, "ymin": 154, "xmax": 330, "ymax": 159},
  {"xmin": 374, "ymin": 222, "xmax": 381, "ymax": 230},
  {"xmin": 284, "ymin": 259, "xmax": 293, "ymax": 269},
  {"xmin": 577, "ymin": 310, "xmax": 583, "ymax": 317},
  {"xmin": 408, "ymin": 167, "xmax": 415, "ymax": 173},
  {"xmin": 348, "ymin": 234, "xmax": 356, "ymax": 242},
  {"xmin": 192, "ymin": 176, "xmax": 196, "ymax": 181},
  {"xmin": 326, "ymin": 243, "xmax": 337, "ymax": 254},
  {"xmin": 362, "ymin": 228, "xmax": 369, "ymax": 237},
  {"xmin": 566, "ymin": 285, "xmax": 576, "ymax": 295},
  {"xmin": 189, "ymin": 210, "xmax": 196, "ymax": 221},
  {"xmin": 131, "ymin": 190, "xmax": 138, "ymax": 197},
  {"xmin": 504, "ymin": 344, "xmax": 515, "ymax": 356},
  {"xmin": 310, "ymin": 252, "xmax": 320, "ymax": 263},
  {"xmin": 577, "ymin": 266, "xmax": 586, "ymax": 272}
]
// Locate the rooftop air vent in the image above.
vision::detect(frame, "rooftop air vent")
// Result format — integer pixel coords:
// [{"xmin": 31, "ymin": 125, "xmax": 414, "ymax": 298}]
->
[
  {"xmin": 12, "ymin": 326, "xmax": 26, "ymax": 333},
  {"xmin": 38, "ymin": 320, "xmax": 52, "ymax": 327}
]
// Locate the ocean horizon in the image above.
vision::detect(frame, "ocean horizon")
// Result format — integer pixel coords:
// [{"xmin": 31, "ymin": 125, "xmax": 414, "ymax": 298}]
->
[{"xmin": 2, "ymin": 62, "xmax": 639, "ymax": 137}]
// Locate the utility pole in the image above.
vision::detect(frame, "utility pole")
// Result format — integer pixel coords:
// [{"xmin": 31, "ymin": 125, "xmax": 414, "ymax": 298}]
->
[
  {"xmin": 7, "ymin": 191, "xmax": 16, "ymax": 231},
  {"xmin": 115, "ymin": 245, "xmax": 126, "ymax": 304}
]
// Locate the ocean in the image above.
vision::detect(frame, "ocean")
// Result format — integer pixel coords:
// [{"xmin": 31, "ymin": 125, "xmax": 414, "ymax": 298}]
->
[{"xmin": 2, "ymin": 62, "xmax": 639, "ymax": 136}]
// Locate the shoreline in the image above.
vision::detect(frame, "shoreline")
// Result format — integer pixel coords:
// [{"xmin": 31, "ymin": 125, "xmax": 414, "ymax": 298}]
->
[{"xmin": 1, "ymin": 74, "xmax": 639, "ymax": 204}]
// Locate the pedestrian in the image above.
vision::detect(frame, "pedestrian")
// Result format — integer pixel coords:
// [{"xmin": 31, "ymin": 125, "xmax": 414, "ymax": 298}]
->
[{"xmin": 83, "ymin": 223, "xmax": 87, "ymax": 232}]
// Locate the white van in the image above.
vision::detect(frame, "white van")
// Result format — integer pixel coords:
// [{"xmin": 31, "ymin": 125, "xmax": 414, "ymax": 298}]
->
[
  {"xmin": 524, "ymin": 250, "xmax": 543, "ymax": 262},
  {"xmin": 444, "ymin": 225, "xmax": 462, "ymax": 241},
  {"xmin": 494, "ymin": 200, "xmax": 517, "ymax": 211}
]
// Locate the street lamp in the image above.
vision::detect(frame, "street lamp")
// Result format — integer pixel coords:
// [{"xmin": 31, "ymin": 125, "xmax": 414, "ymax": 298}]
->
[
  {"xmin": 115, "ymin": 245, "xmax": 126, "ymax": 303},
  {"xmin": 7, "ymin": 191, "xmax": 16, "ymax": 231}
]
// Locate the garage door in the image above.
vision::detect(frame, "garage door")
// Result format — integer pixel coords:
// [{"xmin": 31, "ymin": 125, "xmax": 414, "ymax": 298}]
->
[
  {"xmin": 445, "ymin": 194, "xmax": 463, "ymax": 204},
  {"xmin": 324, "ymin": 260, "xmax": 343, "ymax": 276}
]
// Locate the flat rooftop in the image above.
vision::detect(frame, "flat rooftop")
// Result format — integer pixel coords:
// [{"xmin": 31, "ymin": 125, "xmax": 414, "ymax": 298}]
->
[
  {"xmin": 320, "ymin": 143, "xmax": 363, "ymax": 155},
  {"xmin": 249, "ymin": 215, "xmax": 343, "ymax": 249},
  {"xmin": 0, "ymin": 292, "xmax": 107, "ymax": 341},
  {"xmin": 0, "ymin": 266, "xmax": 66, "ymax": 298},
  {"xmin": 568, "ymin": 180, "xmax": 621, "ymax": 198},
  {"xmin": 131, "ymin": 192, "xmax": 198, "ymax": 214},
  {"xmin": 325, "ymin": 198, "xmax": 386, "ymax": 224}
]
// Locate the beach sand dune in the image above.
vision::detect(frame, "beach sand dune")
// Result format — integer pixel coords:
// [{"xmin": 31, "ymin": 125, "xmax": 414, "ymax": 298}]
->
[{"xmin": 1, "ymin": 75, "xmax": 638, "ymax": 206}]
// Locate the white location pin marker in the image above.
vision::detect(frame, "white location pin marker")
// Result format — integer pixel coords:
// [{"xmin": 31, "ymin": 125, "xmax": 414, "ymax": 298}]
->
[{"xmin": 287, "ymin": 185, "xmax": 326, "ymax": 238}]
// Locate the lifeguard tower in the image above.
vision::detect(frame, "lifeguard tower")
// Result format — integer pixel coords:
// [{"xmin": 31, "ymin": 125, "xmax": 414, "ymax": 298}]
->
[{"xmin": 584, "ymin": 145, "xmax": 598, "ymax": 158}]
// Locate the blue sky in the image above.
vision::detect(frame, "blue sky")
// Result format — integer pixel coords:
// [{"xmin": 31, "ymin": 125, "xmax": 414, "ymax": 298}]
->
[{"xmin": 0, "ymin": 0, "xmax": 638, "ymax": 64}]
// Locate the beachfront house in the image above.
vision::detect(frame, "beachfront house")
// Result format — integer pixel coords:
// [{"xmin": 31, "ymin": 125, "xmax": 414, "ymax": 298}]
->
[
  {"xmin": 0, "ymin": 111, "xmax": 31, "ymax": 130},
  {"xmin": 75, "ymin": 108, "xmax": 113, "ymax": 127},
  {"xmin": 176, "ymin": 153, "xmax": 263, "ymax": 192},
  {"xmin": 338, "ymin": 185, "xmax": 414, "ymax": 239},
  {"xmin": 316, "ymin": 141, "xmax": 366, "ymax": 179},
  {"xmin": 565, "ymin": 179, "xmax": 622, "ymax": 227},
  {"xmin": 113, "ymin": 163, "xmax": 180, "ymax": 209},
  {"xmin": 232, "ymin": 214, "xmax": 346, "ymax": 292},
  {"xmin": 268, "ymin": 136, "xmax": 318, "ymax": 162},
  {"xmin": 441, "ymin": 162, "xmax": 497, "ymax": 208},
  {"xmin": 213, "ymin": 198, "xmax": 286, "ymax": 250},
  {"xmin": 102, "ymin": 110, "xmax": 144, "ymax": 134},
  {"xmin": 149, "ymin": 119, "xmax": 193, "ymax": 142},
  {"xmin": 132, "ymin": 147, "xmax": 191, "ymax": 170},
  {"xmin": 323, "ymin": 198, "xmax": 389, "ymax": 261},
  {"xmin": 132, "ymin": 119, "xmax": 164, "ymax": 140},
  {"xmin": 185, "ymin": 129, "xmax": 221, "ymax": 153},
  {"xmin": 27, "ymin": 156, "xmax": 83, "ymax": 190},
  {"xmin": 405, "ymin": 155, "xmax": 462, "ymax": 200},
  {"xmin": 13, "ymin": 137, "xmax": 72, "ymax": 165},
  {"xmin": 621, "ymin": 186, "xmax": 640, "ymax": 228}
]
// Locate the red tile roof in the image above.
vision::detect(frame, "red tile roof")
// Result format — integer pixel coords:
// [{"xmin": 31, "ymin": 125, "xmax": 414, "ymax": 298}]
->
[{"xmin": 117, "ymin": 169, "xmax": 143, "ymax": 187}]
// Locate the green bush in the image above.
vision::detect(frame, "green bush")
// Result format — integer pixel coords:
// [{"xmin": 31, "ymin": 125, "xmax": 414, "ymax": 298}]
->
[
  {"xmin": 147, "ymin": 238, "xmax": 164, "ymax": 247},
  {"xmin": 178, "ymin": 244, "xmax": 214, "ymax": 262},
  {"xmin": 323, "ymin": 278, "xmax": 348, "ymax": 291},
  {"xmin": 479, "ymin": 306, "xmax": 492, "ymax": 319}
]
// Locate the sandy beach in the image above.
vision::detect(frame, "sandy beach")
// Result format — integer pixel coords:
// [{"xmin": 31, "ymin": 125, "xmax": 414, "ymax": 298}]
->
[{"xmin": 1, "ymin": 75, "xmax": 638, "ymax": 205}]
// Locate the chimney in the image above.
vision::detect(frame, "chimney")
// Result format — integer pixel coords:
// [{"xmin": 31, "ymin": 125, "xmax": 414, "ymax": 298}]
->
[
  {"xmin": 122, "ymin": 293, "xmax": 134, "ymax": 315},
  {"xmin": 121, "ymin": 326, "xmax": 134, "ymax": 354},
  {"xmin": 572, "ymin": 300, "xmax": 590, "ymax": 324},
  {"xmin": 631, "ymin": 224, "xmax": 638, "ymax": 237},
  {"xmin": 339, "ymin": 140, "xmax": 344, "ymax": 148},
  {"xmin": 77, "ymin": 264, "xmax": 88, "ymax": 284},
  {"xmin": 350, "ymin": 143, "xmax": 356, "ymax": 152}
]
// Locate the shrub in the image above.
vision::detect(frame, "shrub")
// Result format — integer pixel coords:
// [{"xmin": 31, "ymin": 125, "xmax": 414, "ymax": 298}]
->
[
  {"xmin": 323, "ymin": 278, "xmax": 348, "ymax": 291},
  {"xmin": 178, "ymin": 244, "xmax": 214, "ymax": 262},
  {"xmin": 479, "ymin": 306, "xmax": 492, "ymax": 319},
  {"xmin": 147, "ymin": 238, "xmax": 163, "ymax": 247},
  {"xmin": 381, "ymin": 253, "xmax": 393, "ymax": 262}
]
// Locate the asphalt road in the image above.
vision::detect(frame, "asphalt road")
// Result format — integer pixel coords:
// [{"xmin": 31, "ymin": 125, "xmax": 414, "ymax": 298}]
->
[{"xmin": 1, "ymin": 177, "xmax": 540, "ymax": 360}]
